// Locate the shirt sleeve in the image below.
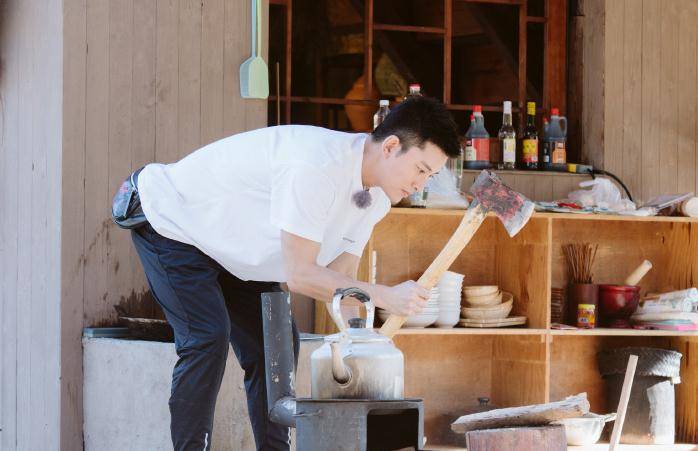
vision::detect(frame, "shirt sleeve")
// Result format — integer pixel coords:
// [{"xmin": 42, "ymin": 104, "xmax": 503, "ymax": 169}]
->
[
  {"xmin": 345, "ymin": 193, "xmax": 391, "ymax": 257},
  {"xmin": 270, "ymin": 163, "xmax": 336, "ymax": 243}
]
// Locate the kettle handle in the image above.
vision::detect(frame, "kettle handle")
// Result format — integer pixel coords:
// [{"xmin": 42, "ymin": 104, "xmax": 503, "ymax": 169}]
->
[{"xmin": 330, "ymin": 287, "xmax": 375, "ymax": 331}]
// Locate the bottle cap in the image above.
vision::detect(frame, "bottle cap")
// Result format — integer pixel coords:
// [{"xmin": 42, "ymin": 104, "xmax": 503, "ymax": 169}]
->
[
  {"xmin": 551, "ymin": 107, "xmax": 559, "ymax": 116},
  {"xmin": 379, "ymin": 100, "xmax": 389, "ymax": 106},
  {"xmin": 503, "ymin": 101, "xmax": 512, "ymax": 114},
  {"xmin": 527, "ymin": 102, "xmax": 536, "ymax": 115},
  {"xmin": 409, "ymin": 83, "xmax": 421, "ymax": 91},
  {"xmin": 473, "ymin": 105, "xmax": 482, "ymax": 113}
]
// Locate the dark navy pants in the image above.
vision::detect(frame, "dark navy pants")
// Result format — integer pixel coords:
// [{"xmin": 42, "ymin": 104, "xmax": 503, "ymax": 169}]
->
[{"xmin": 131, "ymin": 223, "xmax": 299, "ymax": 451}]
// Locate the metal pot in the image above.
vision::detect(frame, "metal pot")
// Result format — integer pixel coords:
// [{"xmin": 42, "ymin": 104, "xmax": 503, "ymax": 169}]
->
[{"xmin": 310, "ymin": 287, "xmax": 404, "ymax": 400}]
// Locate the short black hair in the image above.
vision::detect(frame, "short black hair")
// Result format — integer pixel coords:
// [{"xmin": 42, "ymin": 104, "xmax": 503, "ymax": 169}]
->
[{"xmin": 371, "ymin": 96, "xmax": 461, "ymax": 158}]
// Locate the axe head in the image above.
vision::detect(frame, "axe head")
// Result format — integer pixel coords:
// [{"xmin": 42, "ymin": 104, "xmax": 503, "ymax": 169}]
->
[{"xmin": 469, "ymin": 170, "xmax": 535, "ymax": 237}]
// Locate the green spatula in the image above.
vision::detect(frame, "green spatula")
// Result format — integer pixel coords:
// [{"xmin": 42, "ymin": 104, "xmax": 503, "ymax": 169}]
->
[{"xmin": 240, "ymin": 0, "xmax": 269, "ymax": 99}]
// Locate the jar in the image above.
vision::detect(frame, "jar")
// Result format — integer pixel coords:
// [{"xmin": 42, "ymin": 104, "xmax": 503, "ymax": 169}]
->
[{"xmin": 577, "ymin": 303, "xmax": 596, "ymax": 329}]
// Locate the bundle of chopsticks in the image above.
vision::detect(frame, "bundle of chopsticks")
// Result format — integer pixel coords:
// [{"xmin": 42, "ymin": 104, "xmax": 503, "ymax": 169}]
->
[{"xmin": 562, "ymin": 242, "xmax": 598, "ymax": 284}]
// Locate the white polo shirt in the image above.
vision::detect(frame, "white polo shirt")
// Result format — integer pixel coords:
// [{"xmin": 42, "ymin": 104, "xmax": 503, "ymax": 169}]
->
[{"xmin": 137, "ymin": 125, "xmax": 391, "ymax": 282}]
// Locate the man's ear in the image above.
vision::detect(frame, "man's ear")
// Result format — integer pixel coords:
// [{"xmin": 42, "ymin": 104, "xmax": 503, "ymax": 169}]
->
[{"xmin": 382, "ymin": 135, "xmax": 401, "ymax": 159}]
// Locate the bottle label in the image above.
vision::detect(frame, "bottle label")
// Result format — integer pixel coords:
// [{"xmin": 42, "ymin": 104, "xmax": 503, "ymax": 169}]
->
[
  {"xmin": 473, "ymin": 138, "xmax": 490, "ymax": 161},
  {"xmin": 542, "ymin": 141, "xmax": 551, "ymax": 163},
  {"xmin": 552, "ymin": 141, "xmax": 566, "ymax": 164},
  {"xmin": 523, "ymin": 139, "xmax": 538, "ymax": 163},
  {"xmin": 502, "ymin": 138, "xmax": 516, "ymax": 163},
  {"xmin": 464, "ymin": 140, "xmax": 476, "ymax": 161}
]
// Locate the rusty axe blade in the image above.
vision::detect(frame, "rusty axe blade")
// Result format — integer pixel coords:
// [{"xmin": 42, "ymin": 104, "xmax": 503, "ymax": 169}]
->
[
  {"xmin": 379, "ymin": 171, "xmax": 534, "ymax": 338},
  {"xmin": 470, "ymin": 170, "xmax": 535, "ymax": 237}
]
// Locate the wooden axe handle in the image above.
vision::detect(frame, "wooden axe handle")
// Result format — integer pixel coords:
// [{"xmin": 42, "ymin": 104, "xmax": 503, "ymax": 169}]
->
[
  {"xmin": 379, "ymin": 204, "xmax": 488, "ymax": 338},
  {"xmin": 624, "ymin": 260, "xmax": 652, "ymax": 286}
]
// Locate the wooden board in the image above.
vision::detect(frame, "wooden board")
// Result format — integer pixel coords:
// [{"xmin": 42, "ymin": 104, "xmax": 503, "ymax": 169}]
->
[
  {"xmin": 465, "ymin": 425, "xmax": 566, "ymax": 451},
  {"xmin": 451, "ymin": 393, "xmax": 589, "ymax": 433}
]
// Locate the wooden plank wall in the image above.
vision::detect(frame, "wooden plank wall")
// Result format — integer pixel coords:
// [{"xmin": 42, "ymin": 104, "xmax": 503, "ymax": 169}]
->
[
  {"xmin": 1, "ymin": 0, "xmax": 63, "ymax": 450},
  {"xmin": 585, "ymin": 0, "xmax": 698, "ymax": 204},
  {"xmin": 60, "ymin": 0, "xmax": 269, "ymax": 448}
]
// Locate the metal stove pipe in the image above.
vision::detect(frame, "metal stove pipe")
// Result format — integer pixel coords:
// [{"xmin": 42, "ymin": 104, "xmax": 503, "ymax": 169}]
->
[{"xmin": 261, "ymin": 291, "xmax": 297, "ymax": 428}]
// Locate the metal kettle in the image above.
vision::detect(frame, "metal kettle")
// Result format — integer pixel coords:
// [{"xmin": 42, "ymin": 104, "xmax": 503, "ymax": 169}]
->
[{"xmin": 311, "ymin": 287, "xmax": 404, "ymax": 400}]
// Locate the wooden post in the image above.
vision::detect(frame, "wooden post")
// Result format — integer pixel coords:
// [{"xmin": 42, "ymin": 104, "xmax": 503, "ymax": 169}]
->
[
  {"xmin": 364, "ymin": 0, "xmax": 374, "ymax": 99},
  {"xmin": 285, "ymin": 0, "xmax": 292, "ymax": 123},
  {"xmin": 518, "ymin": 1, "xmax": 528, "ymax": 134},
  {"xmin": 444, "ymin": 0, "xmax": 452, "ymax": 104}
]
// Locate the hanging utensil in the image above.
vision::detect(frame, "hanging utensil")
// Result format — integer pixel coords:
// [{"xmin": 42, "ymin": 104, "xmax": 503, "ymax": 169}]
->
[{"xmin": 240, "ymin": 0, "xmax": 269, "ymax": 99}]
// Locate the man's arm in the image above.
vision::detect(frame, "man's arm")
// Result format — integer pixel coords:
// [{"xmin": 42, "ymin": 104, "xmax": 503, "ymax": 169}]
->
[
  {"xmin": 326, "ymin": 252, "xmax": 362, "ymax": 323},
  {"xmin": 281, "ymin": 230, "xmax": 428, "ymax": 316}
]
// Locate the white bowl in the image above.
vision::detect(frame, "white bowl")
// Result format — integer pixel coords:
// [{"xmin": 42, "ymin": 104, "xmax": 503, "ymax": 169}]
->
[
  {"xmin": 439, "ymin": 271, "xmax": 465, "ymax": 281},
  {"xmin": 435, "ymin": 309, "xmax": 460, "ymax": 328},
  {"xmin": 403, "ymin": 313, "xmax": 438, "ymax": 328}
]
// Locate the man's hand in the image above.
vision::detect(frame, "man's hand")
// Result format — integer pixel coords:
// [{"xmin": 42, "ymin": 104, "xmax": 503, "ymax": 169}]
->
[{"xmin": 373, "ymin": 281, "xmax": 430, "ymax": 316}]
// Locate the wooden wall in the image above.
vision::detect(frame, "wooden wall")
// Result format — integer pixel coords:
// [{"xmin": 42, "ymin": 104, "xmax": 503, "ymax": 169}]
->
[
  {"xmin": 61, "ymin": 0, "xmax": 268, "ymax": 449},
  {"xmin": 584, "ymin": 0, "xmax": 698, "ymax": 204},
  {"xmin": 1, "ymin": 0, "xmax": 63, "ymax": 449}
]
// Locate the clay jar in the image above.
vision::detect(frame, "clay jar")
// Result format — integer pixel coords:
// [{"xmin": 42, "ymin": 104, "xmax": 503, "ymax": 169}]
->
[{"xmin": 566, "ymin": 283, "xmax": 599, "ymax": 327}]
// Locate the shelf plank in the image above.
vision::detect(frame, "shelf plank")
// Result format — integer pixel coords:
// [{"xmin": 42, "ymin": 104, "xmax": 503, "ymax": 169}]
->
[
  {"xmin": 395, "ymin": 328, "xmax": 548, "ymax": 336},
  {"xmin": 568, "ymin": 444, "xmax": 698, "ymax": 451},
  {"xmin": 387, "ymin": 207, "xmax": 698, "ymax": 223},
  {"xmin": 426, "ymin": 442, "xmax": 698, "ymax": 450},
  {"xmin": 551, "ymin": 328, "xmax": 698, "ymax": 337},
  {"xmin": 373, "ymin": 23, "xmax": 445, "ymax": 34},
  {"xmin": 394, "ymin": 327, "xmax": 698, "ymax": 338}
]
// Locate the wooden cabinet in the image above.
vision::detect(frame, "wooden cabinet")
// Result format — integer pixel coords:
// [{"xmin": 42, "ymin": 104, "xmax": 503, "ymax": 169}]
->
[{"xmin": 364, "ymin": 208, "xmax": 698, "ymax": 448}]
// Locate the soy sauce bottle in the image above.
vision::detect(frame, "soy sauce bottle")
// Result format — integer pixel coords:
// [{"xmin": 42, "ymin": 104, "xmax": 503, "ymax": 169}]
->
[{"xmin": 521, "ymin": 101, "xmax": 539, "ymax": 170}]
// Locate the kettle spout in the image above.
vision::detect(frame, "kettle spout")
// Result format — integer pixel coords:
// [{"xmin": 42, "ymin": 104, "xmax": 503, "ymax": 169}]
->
[{"xmin": 330, "ymin": 342, "xmax": 352, "ymax": 384}]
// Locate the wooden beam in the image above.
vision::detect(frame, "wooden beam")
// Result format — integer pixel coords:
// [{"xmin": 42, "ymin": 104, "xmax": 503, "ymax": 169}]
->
[
  {"xmin": 518, "ymin": 1, "xmax": 527, "ymax": 133},
  {"xmin": 285, "ymin": 0, "xmax": 292, "ymax": 123},
  {"xmin": 373, "ymin": 23, "xmax": 446, "ymax": 34},
  {"xmin": 444, "ymin": 0, "xmax": 453, "ymax": 103},
  {"xmin": 363, "ymin": 0, "xmax": 373, "ymax": 99},
  {"xmin": 544, "ymin": 0, "xmax": 567, "ymax": 112}
]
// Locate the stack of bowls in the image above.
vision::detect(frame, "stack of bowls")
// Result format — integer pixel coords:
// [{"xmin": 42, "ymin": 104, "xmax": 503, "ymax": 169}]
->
[
  {"xmin": 377, "ymin": 288, "xmax": 440, "ymax": 328},
  {"xmin": 461, "ymin": 286, "xmax": 513, "ymax": 320},
  {"xmin": 434, "ymin": 271, "xmax": 464, "ymax": 328}
]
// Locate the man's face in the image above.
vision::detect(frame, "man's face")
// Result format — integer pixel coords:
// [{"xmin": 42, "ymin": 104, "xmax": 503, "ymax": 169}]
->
[{"xmin": 379, "ymin": 136, "xmax": 449, "ymax": 203}]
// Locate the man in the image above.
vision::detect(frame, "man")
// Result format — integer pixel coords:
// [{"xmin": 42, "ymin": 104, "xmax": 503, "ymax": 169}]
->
[{"xmin": 126, "ymin": 96, "xmax": 460, "ymax": 450}]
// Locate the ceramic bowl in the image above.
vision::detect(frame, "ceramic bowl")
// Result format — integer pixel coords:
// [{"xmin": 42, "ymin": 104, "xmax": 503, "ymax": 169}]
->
[
  {"xmin": 461, "ymin": 298, "xmax": 513, "ymax": 320},
  {"xmin": 439, "ymin": 271, "xmax": 465, "ymax": 282},
  {"xmin": 434, "ymin": 309, "xmax": 460, "ymax": 328},
  {"xmin": 463, "ymin": 285, "xmax": 499, "ymax": 297},
  {"xmin": 599, "ymin": 284, "xmax": 640, "ymax": 327},
  {"xmin": 465, "ymin": 290, "xmax": 503, "ymax": 307}
]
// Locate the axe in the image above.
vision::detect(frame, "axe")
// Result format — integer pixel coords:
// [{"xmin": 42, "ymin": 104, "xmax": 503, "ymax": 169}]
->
[{"xmin": 379, "ymin": 170, "xmax": 535, "ymax": 338}]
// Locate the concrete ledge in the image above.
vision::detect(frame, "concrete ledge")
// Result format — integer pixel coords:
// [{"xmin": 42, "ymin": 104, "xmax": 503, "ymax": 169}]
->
[{"xmin": 83, "ymin": 338, "xmax": 319, "ymax": 451}]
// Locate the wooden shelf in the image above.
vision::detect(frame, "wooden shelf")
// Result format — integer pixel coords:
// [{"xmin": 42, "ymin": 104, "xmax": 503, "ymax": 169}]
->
[
  {"xmin": 394, "ymin": 327, "xmax": 698, "ymax": 338},
  {"xmin": 551, "ymin": 328, "xmax": 698, "ymax": 337},
  {"xmin": 388, "ymin": 207, "xmax": 698, "ymax": 223},
  {"xmin": 567, "ymin": 445, "xmax": 698, "ymax": 451},
  {"xmin": 356, "ymin": 209, "xmax": 698, "ymax": 445},
  {"xmin": 425, "ymin": 443, "xmax": 698, "ymax": 450},
  {"xmin": 395, "ymin": 327, "xmax": 547, "ymax": 335}
]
